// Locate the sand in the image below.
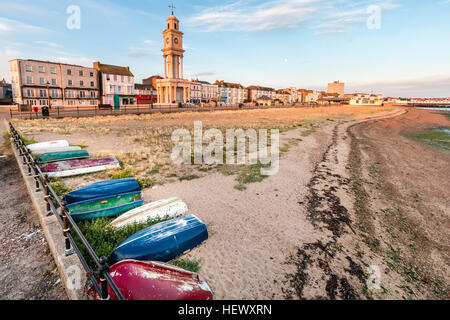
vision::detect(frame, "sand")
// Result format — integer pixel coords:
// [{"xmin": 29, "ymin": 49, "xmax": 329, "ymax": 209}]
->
[{"xmin": 9, "ymin": 106, "xmax": 449, "ymax": 299}]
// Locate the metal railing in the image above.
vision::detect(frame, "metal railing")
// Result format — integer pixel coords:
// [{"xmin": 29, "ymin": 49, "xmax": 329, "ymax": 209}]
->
[
  {"xmin": 7, "ymin": 103, "xmax": 323, "ymax": 119},
  {"xmin": 8, "ymin": 122, "xmax": 125, "ymax": 300}
]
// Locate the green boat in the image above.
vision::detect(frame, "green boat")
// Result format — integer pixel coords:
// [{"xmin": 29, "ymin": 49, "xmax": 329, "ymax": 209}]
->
[
  {"xmin": 37, "ymin": 150, "xmax": 89, "ymax": 164},
  {"xmin": 67, "ymin": 192, "xmax": 143, "ymax": 221}
]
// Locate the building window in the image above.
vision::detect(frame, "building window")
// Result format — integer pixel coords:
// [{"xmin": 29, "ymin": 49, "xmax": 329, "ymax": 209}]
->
[
  {"xmin": 80, "ymin": 80, "xmax": 84, "ymax": 86},
  {"xmin": 39, "ymin": 89, "xmax": 47, "ymax": 98},
  {"xmin": 90, "ymin": 91, "xmax": 96, "ymax": 98},
  {"xmin": 51, "ymin": 67, "xmax": 56, "ymax": 74},
  {"xmin": 52, "ymin": 78, "xmax": 57, "ymax": 85},
  {"xmin": 67, "ymin": 69, "xmax": 72, "ymax": 75},
  {"xmin": 90, "ymin": 72, "xmax": 94, "ymax": 77},
  {"xmin": 68, "ymin": 80, "xmax": 73, "ymax": 86},
  {"xmin": 79, "ymin": 70, "xmax": 83, "ymax": 76},
  {"xmin": 91, "ymin": 81, "xmax": 94, "ymax": 87},
  {"xmin": 25, "ymin": 65, "xmax": 32, "ymax": 72},
  {"xmin": 26, "ymin": 76, "xmax": 33, "ymax": 84},
  {"xmin": 39, "ymin": 66, "xmax": 45, "ymax": 73},
  {"xmin": 106, "ymin": 75, "xmax": 110, "ymax": 81},
  {"xmin": 40, "ymin": 78, "xmax": 45, "ymax": 85}
]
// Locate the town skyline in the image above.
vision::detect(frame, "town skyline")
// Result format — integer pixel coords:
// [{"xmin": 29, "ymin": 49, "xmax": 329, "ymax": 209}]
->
[{"xmin": 1, "ymin": 0, "xmax": 450, "ymax": 98}]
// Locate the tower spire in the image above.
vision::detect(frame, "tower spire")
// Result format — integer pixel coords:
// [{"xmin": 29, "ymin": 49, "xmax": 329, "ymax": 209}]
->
[{"xmin": 168, "ymin": 3, "xmax": 176, "ymax": 15}]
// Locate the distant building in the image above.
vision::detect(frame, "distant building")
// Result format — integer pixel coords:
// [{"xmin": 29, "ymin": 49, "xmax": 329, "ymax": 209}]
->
[
  {"xmin": 216, "ymin": 80, "xmax": 247, "ymax": 104},
  {"xmin": 328, "ymin": 81, "xmax": 345, "ymax": 97},
  {"xmin": 9, "ymin": 59, "xmax": 100, "ymax": 107},
  {"xmin": 93, "ymin": 61, "xmax": 136, "ymax": 108},
  {"xmin": 0, "ymin": 78, "xmax": 12, "ymax": 101},
  {"xmin": 256, "ymin": 95, "xmax": 272, "ymax": 106},
  {"xmin": 247, "ymin": 85, "xmax": 276, "ymax": 102},
  {"xmin": 349, "ymin": 93, "xmax": 383, "ymax": 106},
  {"xmin": 305, "ymin": 90, "xmax": 321, "ymax": 103},
  {"xmin": 135, "ymin": 83, "xmax": 157, "ymax": 104},
  {"xmin": 190, "ymin": 80, "xmax": 202, "ymax": 103},
  {"xmin": 276, "ymin": 89, "xmax": 291, "ymax": 104}
]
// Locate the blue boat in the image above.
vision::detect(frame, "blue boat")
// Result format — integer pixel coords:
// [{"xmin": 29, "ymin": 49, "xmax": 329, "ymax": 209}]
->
[
  {"xmin": 109, "ymin": 215, "xmax": 208, "ymax": 264},
  {"xmin": 63, "ymin": 178, "xmax": 143, "ymax": 221}
]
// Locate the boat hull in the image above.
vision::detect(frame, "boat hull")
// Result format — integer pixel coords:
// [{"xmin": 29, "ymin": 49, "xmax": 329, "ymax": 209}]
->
[
  {"xmin": 32, "ymin": 146, "xmax": 82, "ymax": 156},
  {"xmin": 37, "ymin": 150, "xmax": 89, "ymax": 163},
  {"xmin": 103, "ymin": 260, "xmax": 213, "ymax": 300},
  {"xmin": 109, "ymin": 197, "xmax": 188, "ymax": 228},
  {"xmin": 67, "ymin": 192, "xmax": 143, "ymax": 221},
  {"xmin": 41, "ymin": 157, "xmax": 120, "ymax": 178},
  {"xmin": 64, "ymin": 178, "xmax": 141, "ymax": 204},
  {"xmin": 109, "ymin": 214, "xmax": 208, "ymax": 264},
  {"xmin": 27, "ymin": 140, "xmax": 69, "ymax": 152}
]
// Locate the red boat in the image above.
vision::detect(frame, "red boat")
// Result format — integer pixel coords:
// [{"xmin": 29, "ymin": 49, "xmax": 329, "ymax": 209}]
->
[{"xmin": 101, "ymin": 260, "xmax": 213, "ymax": 300}]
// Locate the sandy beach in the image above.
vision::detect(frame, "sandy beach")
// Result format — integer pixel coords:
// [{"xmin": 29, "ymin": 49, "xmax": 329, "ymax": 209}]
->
[{"xmin": 10, "ymin": 106, "xmax": 449, "ymax": 299}]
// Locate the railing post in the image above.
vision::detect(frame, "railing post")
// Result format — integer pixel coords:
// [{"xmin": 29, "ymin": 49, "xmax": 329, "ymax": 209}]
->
[
  {"xmin": 44, "ymin": 176, "xmax": 53, "ymax": 216},
  {"xmin": 99, "ymin": 256, "xmax": 110, "ymax": 300},
  {"xmin": 61, "ymin": 203, "xmax": 74, "ymax": 256},
  {"xmin": 33, "ymin": 165, "xmax": 41, "ymax": 192}
]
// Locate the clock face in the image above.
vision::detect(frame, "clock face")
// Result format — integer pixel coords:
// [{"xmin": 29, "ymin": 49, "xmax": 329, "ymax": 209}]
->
[{"xmin": 174, "ymin": 37, "xmax": 178, "ymax": 45}]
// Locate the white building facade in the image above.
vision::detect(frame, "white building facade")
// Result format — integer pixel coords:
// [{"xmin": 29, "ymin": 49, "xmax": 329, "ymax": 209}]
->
[{"xmin": 93, "ymin": 62, "xmax": 136, "ymax": 108}]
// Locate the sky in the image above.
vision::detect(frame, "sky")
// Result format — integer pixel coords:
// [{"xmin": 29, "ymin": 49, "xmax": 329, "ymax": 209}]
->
[{"xmin": 0, "ymin": 0, "xmax": 449, "ymax": 98}]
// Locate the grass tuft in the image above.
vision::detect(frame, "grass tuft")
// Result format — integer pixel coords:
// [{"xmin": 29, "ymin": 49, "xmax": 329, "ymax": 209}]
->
[
  {"xmin": 169, "ymin": 258, "xmax": 201, "ymax": 273},
  {"xmin": 179, "ymin": 174, "xmax": 200, "ymax": 181},
  {"xmin": 109, "ymin": 168, "xmax": 136, "ymax": 180}
]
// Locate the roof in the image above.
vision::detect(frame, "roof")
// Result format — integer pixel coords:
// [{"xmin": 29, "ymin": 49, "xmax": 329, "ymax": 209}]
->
[
  {"xmin": 10, "ymin": 58, "xmax": 96, "ymax": 70},
  {"xmin": 93, "ymin": 62, "xmax": 134, "ymax": 77},
  {"xmin": 135, "ymin": 83, "xmax": 155, "ymax": 90},
  {"xmin": 215, "ymin": 80, "xmax": 245, "ymax": 89},
  {"xmin": 257, "ymin": 95, "xmax": 272, "ymax": 101},
  {"xmin": 247, "ymin": 85, "xmax": 275, "ymax": 91}
]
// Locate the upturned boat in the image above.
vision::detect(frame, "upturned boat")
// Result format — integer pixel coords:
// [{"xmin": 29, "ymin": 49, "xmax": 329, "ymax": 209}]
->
[
  {"xmin": 32, "ymin": 146, "xmax": 82, "ymax": 156},
  {"xmin": 41, "ymin": 157, "xmax": 120, "ymax": 178},
  {"xmin": 63, "ymin": 178, "xmax": 143, "ymax": 221},
  {"xmin": 109, "ymin": 197, "xmax": 188, "ymax": 228},
  {"xmin": 94, "ymin": 260, "xmax": 213, "ymax": 300},
  {"xmin": 37, "ymin": 150, "xmax": 90, "ymax": 164},
  {"xmin": 109, "ymin": 214, "xmax": 208, "ymax": 264},
  {"xmin": 27, "ymin": 140, "xmax": 69, "ymax": 152}
]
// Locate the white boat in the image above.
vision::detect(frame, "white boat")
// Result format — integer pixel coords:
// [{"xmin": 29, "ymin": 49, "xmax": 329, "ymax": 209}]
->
[
  {"xmin": 27, "ymin": 140, "xmax": 69, "ymax": 152},
  {"xmin": 109, "ymin": 197, "xmax": 188, "ymax": 228},
  {"xmin": 32, "ymin": 146, "xmax": 82, "ymax": 156},
  {"xmin": 41, "ymin": 157, "xmax": 120, "ymax": 178}
]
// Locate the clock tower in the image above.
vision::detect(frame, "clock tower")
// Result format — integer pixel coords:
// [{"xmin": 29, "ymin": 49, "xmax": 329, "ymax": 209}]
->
[{"xmin": 156, "ymin": 13, "xmax": 190, "ymax": 105}]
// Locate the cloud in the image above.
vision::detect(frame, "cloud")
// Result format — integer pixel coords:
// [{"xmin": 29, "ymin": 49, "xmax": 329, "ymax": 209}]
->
[
  {"xmin": 0, "ymin": 17, "xmax": 48, "ymax": 35},
  {"xmin": 34, "ymin": 40, "xmax": 62, "ymax": 48},
  {"xmin": 127, "ymin": 40, "xmax": 160, "ymax": 57},
  {"xmin": 187, "ymin": 0, "xmax": 400, "ymax": 34},
  {"xmin": 314, "ymin": 1, "xmax": 400, "ymax": 34},
  {"xmin": 347, "ymin": 75, "xmax": 450, "ymax": 97},
  {"xmin": 186, "ymin": 0, "xmax": 324, "ymax": 32},
  {"xmin": 186, "ymin": 71, "xmax": 218, "ymax": 78}
]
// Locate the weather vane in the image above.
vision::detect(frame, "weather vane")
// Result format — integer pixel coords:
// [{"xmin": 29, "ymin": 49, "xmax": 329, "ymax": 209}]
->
[{"xmin": 169, "ymin": 3, "xmax": 176, "ymax": 15}]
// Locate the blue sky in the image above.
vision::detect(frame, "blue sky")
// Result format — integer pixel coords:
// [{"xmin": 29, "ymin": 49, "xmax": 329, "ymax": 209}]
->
[{"xmin": 0, "ymin": 0, "xmax": 449, "ymax": 97}]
